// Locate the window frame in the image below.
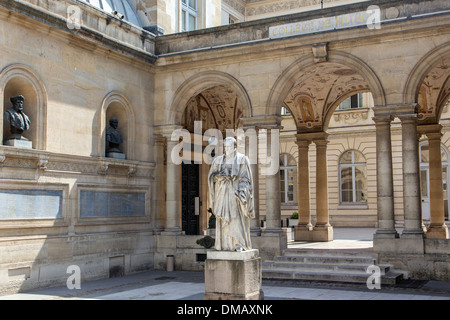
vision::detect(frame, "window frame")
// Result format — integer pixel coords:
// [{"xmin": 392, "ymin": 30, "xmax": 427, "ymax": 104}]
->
[
  {"xmin": 338, "ymin": 150, "xmax": 367, "ymax": 205},
  {"xmin": 339, "ymin": 93, "xmax": 364, "ymax": 110},
  {"xmin": 280, "ymin": 153, "xmax": 297, "ymax": 205},
  {"xmin": 181, "ymin": 0, "xmax": 198, "ymax": 32}
]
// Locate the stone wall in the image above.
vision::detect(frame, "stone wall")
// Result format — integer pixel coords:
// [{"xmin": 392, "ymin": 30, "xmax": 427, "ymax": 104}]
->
[
  {"xmin": 0, "ymin": 0, "xmax": 157, "ymax": 294},
  {"xmin": 375, "ymin": 238, "xmax": 450, "ymax": 281}
]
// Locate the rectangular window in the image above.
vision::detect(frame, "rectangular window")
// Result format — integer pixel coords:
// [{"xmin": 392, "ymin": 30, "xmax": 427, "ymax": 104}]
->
[
  {"xmin": 280, "ymin": 169, "xmax": 286, "ymax": 203},
  {"xmin": 339, "ymin": 151, "xmax": 367, "ymax": 204},
  {"xmin": 182, "ymin": 0, "xmax": 197, "ymax": 32},
  {"xmin": 339, "ymin": 93, "xmax": 364, "ymax": 110}
]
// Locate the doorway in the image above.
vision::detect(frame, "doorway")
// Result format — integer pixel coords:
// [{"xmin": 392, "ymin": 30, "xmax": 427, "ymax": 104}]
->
[{"xmin": 182, "ymin": 163, "xmax": 200, "ymax": 235}]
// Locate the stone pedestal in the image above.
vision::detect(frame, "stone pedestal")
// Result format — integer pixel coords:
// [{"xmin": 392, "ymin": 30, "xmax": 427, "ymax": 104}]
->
[
  {"xmin": 204, "ymin": 249, "xmax": 264, "ymax": 300},
  {"xmin": 106, "ymin": 151, "xmax": 126, "ymax": 159},
  {"xmin": 294, "ymin": 225, "xmax": 313, "ymax": 241},
  {"xmin": 5, "ymin": 138, "xmax": 32, "ymax": 149},
  {"xmin": 312, "ymin": 225, "xmax": 333, "ymax": 242}
]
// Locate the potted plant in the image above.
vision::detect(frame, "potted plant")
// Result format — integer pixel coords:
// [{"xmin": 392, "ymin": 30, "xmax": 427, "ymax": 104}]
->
[{"xmin": 289, "ymin": 212, "xmax": 298, "ymax": 227}]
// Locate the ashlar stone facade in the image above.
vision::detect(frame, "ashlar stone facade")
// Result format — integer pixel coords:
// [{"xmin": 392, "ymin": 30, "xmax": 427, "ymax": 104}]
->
[{"xmin": 0, "ymin": 0, "xmax": 449, "ymax": 293}]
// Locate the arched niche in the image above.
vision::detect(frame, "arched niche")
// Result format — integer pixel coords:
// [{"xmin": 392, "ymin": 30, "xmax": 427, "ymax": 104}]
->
[
  {"xmin": 99, "ymin": 91, "xmax": 135, "ymax": 159},
  {"xmin": 0, "ymin": 64, "xmax": 47, "ymax": 149}
]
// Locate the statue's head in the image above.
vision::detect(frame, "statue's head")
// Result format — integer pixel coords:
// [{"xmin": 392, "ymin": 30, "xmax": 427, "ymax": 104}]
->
[
  {"xmin": 10, "ymin": 95, "xmax": 24, "ymax": 111},
  {"xmin": 109, "ymin": 117, "xmax": 119, "ymax": 129},
  {"xmin": 224, "ymin": 137, "xmax": 237, "ymax": 157}
]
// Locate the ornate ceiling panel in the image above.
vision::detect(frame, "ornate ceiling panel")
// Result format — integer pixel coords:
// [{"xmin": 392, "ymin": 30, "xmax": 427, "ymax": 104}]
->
[
  {"xmin": 418, "ymin": 56, "xmax": 450, "ymax": 124},
  {"xmin": 182, "ymin": 85, "xmax": 243, "ymax": 132},
  {"xmin": 283, "ymin": 62, "xmax": 368, "ymax": 132}
]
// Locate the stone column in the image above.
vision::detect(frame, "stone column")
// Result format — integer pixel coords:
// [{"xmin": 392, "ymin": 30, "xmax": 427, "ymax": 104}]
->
[
  {"xmin": 424, "ymin": 125, "xmax": 449, "ymax": 239},
  {"xmin": 312, "ymin": 133, "xmax": 333, "ymax": 241},
  {"xmin": 372, "ymin": 112, "xmax": 398, "ymax": 238},
  {"xmin": 165, "ymin": 137, "xmax": 182, "ymax": 233},
  {"xmin": 242, "ymin": 125, "xmax": 260, "ymax": 233},
  {"xmin": 154, "ymin": 125, "xmax": 184, "ymax": 235},
  {"xmin": 294, "ymin": 135, "xmax": 313, "ymax": 241},
  {"xmin": 264, "ymin": 128, "xmax": 281, "ymax": 232},
  {"xmin": 398, "ymin": 113, "xmax": 424, "ymax": 237},
  {"xmin": 153, "ymin": 134, "xmax": 166, "ymax": 232}
]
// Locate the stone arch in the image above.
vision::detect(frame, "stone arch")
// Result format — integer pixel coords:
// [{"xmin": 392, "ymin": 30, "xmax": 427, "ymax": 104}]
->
[
  {"xmin": 0, "ymin": 64, "xmax": 47, "ymax": 150},
  {"xmin": 169, "ymin": 70, "xmax": 252, "ymax": 125},
  {"xmin": 266, "ymin": 50, "xmax": 385, "ymax": 120},
  {"xmin": 404, "ymin": 41, "xmax": 450, "ymax": 106},
  {"xmin": 99, "ymin": 91, "xmax": 135, "ymax": 159}
]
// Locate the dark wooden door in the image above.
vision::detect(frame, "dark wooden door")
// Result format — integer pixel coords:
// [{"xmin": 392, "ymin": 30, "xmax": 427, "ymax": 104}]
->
[{"xmin": 182, "ymin": 163, "xmax": 199, "ymax": 235}]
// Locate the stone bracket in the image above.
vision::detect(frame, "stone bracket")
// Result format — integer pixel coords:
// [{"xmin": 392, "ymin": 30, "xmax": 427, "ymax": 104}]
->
[{"xmin": 97, "ymin": 158, "xmax": 139, "ymax": 177}]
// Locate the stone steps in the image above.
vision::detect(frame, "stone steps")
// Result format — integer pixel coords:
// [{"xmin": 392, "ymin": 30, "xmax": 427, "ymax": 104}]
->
[{"xmin": 262, "ymin": 248, "xmax": 404, "ymax": 285}]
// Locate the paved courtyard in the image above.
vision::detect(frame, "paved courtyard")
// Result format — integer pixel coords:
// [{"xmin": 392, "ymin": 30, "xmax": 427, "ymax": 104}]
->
[{"xmin": 1, "ymin": 228, "xmax": 449, "ymax": 300}]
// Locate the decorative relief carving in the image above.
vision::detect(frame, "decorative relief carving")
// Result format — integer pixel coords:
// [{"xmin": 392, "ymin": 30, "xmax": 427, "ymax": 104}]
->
[
  {"xmin": 418, "ymin": 57, "xmax": 450, "ymax": 124},
  {"xmin": 333, "ymin": 108, "xmax": 369, "ymax": 125},
  {"xmin": 182, "ymin": 85, "xmax": 243, "ymax": 132},
  {"xmin": 222, "ymin": 0, "xmax": 245, "ymax": 15},
  {"xmin": 283, "ymin": 62, "xmax": 368, "ymax": 132},
  {"xmin": 246, "ymin": 0, "xmax": 333, "ymax": 17},
  {"xmin": 37, "ymin": 155, "xmax": 49, "ymax": 170},
  {"xmin": 0, "ymin": 147, "xmax": 154, "ymax": 177},
  {"xmin": 98, "ymin": 162, "xmax": 109, "ymax": 175}
]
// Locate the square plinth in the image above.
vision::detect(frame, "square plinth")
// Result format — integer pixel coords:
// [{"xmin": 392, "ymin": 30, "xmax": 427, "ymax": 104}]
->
[
  {"xmin": 5, "ymin": 139, "xmax": 32, "ymax": 149},
  {"xmin": 204, "ymin": 249, "xmax": 264, "ymax": 300},
  {"xmin": 106, "ymin": 152, "xmax": 126, "ymax": 159}
]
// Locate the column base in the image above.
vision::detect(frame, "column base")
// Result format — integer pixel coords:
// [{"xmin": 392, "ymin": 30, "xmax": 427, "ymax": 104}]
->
[
  {"xmin": 204, "ymin": 249, "xmax": 263, "ymax": 300},
  {"xmin": 161, "ymin": 228, "xmax": 183, "ymax": 235},
  {"xmin": 425, "ymin": 224, "xmax": 449, "ymax": 239},
  {"xmin": 312, "ymin": 225, "xmax": 333, "ymax": 242},
  {"xmin": 294, "ymin": 224, "xmax": 313, "ymax": 241},
  {"xmin": 401, "ymin": 229, "xmax": 425, "ymax": 239},
  {"xmin": 204, "ymin": 290, "xmax": 264, "ymax": 300},
  {"xmin": 374, "ymin": 229, "xmax": 399, "ymax": 239}
]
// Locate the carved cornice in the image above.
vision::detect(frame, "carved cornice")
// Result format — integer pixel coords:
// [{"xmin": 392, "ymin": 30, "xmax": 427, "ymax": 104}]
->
[{"xmin": 0, "ymin": 146, "xmax": 155, "ymax": 178}]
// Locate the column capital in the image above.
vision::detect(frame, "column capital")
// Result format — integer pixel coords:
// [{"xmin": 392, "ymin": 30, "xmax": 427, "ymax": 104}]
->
[
  {"xmin": 295, "ymin": 134, "xmax": 312, "ymax": 147},
  {"xmin": 295, "ymin": 131, "xmax": 328, "ymax": 144},
  {"xmin": 311, "ymin": 132, "xmax": 329, "ymax": 146},
  {"xmin": 240, "ymin": 115, "xmax": 283, "ymax": 130},
  {"xmin": 418, "ymin": 124, "xmax": 443, "ymax": 139},
  {"xmin": 154, "ymin": 134, "xmax": 166, "ymax": 144},
  {"xmin": 372, "ymin": 114, "xmax": 394, "ymax": 124},
  {"xmin": 397, "ymin": 112, "xmax": 418, "ymax": 123},
  {"xmin": 373, "ymin": 104, "xmax": 419, "ymax": 118},
  {"xmin": 153, "ymin": 124, "xmax": 184, "ymax": 138}
]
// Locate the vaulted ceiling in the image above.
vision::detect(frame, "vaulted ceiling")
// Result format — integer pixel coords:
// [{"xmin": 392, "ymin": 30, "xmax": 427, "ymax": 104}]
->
[
  {"xmin": 417, "ymin": 56, "xmax": 450, "ymax": 124},
  {"xmin": 283, "ymin": 62, "xmax": 369, "ymax": 132},
  {"xmin": 182, "ymin": 85, "xmax": 243, "ymax": 132}
]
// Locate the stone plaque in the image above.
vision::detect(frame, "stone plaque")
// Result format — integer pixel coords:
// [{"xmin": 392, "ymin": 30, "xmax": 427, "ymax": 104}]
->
[
  {"xmin": 0, "ymin": 189, "xmax": 63, "ymax": 219},
  {"xmin": 80, "ymin": 191, "xmax": 145, "ymax": 218}
]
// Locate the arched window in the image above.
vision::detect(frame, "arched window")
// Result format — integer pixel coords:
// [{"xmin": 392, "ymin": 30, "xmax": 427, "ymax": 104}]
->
[
  {"xmin": 339, "ymin": 150, "xmax": 367, "ymax": 204},
  {"xmin": 280, "ymin": 153, "xmax": 297, "ymax": 204}
]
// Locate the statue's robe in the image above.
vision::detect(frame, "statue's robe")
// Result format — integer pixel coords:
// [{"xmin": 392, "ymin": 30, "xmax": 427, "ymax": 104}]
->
[{"xmin": 208, "ymin": 151, "xmax": 254, "ymax": 251}]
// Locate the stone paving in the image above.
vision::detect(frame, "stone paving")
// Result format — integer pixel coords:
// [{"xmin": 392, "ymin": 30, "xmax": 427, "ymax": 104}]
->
[{"xmin": 1, "ymin": 228, "xmax": 449, "ymax": 300}]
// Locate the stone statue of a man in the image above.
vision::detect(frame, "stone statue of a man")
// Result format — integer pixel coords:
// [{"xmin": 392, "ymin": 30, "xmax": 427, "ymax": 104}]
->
[
  {"xmin": 208, "ymin": 137, "xmax": 254, "ymax": 251},
  {"xmin": 4, "ymin": 95, "xmax": 30, "ymax": 140}
]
